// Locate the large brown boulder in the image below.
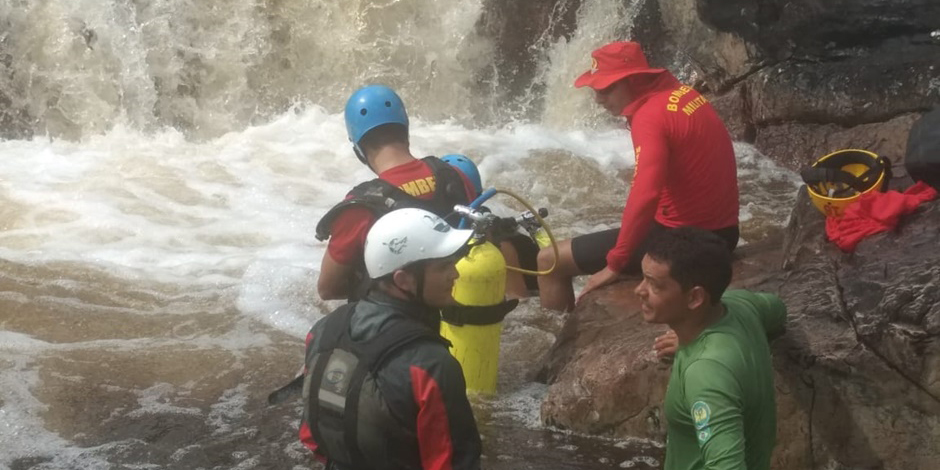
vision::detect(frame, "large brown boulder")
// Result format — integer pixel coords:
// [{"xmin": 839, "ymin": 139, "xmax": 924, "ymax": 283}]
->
[
  {"xmin": 540, "ymin": 191, "xmax": 940, "ymax": 469},
  {"xmin": 539, "ymin": 282, "xmax": 670, "ymax": 441}
]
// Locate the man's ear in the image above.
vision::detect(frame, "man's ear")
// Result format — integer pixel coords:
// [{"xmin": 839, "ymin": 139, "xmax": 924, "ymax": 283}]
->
[
  {"xmin": 686, "ymin": 285, "xmax": 708, "ymax": 310},
  {"xmin": 391, "ymin": 269, "xmax": 416, "ymax": 294}
]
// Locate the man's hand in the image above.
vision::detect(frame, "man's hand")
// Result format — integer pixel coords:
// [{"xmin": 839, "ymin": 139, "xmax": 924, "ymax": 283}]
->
[
  {"xmin": 654, "ymin": 329, "xmax": 678, "ymax": 359},
  {"xmin": 576, "ymin": 266, "xmax": 619, "ymax": 305}
]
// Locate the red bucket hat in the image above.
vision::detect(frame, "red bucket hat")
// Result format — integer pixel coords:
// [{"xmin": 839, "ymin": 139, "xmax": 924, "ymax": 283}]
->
[{"xmin": 574, "ymin": 41, "xmax": 666, "ymax": 90}]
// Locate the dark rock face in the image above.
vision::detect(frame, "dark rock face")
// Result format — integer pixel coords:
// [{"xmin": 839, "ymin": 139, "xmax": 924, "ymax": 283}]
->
[
  {"xmin": 774, "ymin": 192, "xmax": 940, "ymax": 469},
  {"xmin": 0, "ymin": 90, "xmax": 33, "ymax": 140},
  {"xmin": 745, "ymin": 42, "xmax": 940, "ymax": 126},
  {"xmin": 0, "ymin": 51, "xmax": 33, "ymax": 140},
  {"xmin": 753, "ymin": 113, "xmax": 920, "ymax": 172},
  {"xmin": 630, "ymin": 0, "xmax": 940, "ymax": 170},
  {"xmin": 708, "ymin": 84, "xmax": 755, "ymax": 141},
  {"xmin": 474, "ymin": 0, "xmax": 582, "ymax": 120},
  {"xmin": 835, "ymin": 206, "xmax": 940, "ymax": 400},
  {"xmin": 541, "ymin": 191, "xmax": 940, "ymax": 469}
]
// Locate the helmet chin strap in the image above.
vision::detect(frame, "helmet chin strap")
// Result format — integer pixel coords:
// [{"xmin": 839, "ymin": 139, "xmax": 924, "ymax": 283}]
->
[
  {"xmin": 414, "ymin": 268, "xmax": 427, "ymax": 304},
  {"xmin": 391, "ymin": 264, "xmax": 427, "ymax": 305},
  {"xmin": 353, "ymin": 145, "xmax": 375, "ymax": 172}
]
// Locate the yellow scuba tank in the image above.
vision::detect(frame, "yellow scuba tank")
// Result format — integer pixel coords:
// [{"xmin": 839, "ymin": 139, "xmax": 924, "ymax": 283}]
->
[
  {"xmin": 533, "ymin": 227, "xmax": 551, "ymax": 249},
  {"xmin": 440, "ymin": 239, "xmax": 508, "ymax": 395}
]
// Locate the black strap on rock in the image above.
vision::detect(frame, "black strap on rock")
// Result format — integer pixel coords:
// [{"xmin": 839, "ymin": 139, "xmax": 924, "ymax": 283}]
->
[{"xmin": 800, "ymin": 150, "xmax": 890, "ymax": 197}]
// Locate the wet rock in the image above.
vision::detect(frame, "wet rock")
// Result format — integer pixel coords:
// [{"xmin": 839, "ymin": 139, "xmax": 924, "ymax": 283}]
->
[
  {"xmin": 710, "ymin": 0, "xmax": 940, "ymax": 58},
  {"xmin": 654, "ymin": 0, "xmax": 766, "ymax": 88},
  {"xmin": 753, "ymin": 113, "xmax": 921, "ymax": 172},
  {"xmin": 541, "ymin": 192, "xmax": 940, "ymax": 469},
  {"xmin": 539, "ymin": 285, "xmax": 670, "ymax": 441},
  {"xmin": 650, "ymin": 0, "xmax": 940, "ymax": 87},
  {"xmin": 708, "ymin": 85, "xmax": 755, "ymax": 142},
  {"xmin": 475, "ymin": 0, "xmax": 582, "ymax": 118},
  {"xmin": 10, "ymin": 456, "xmax": 53, "ymax": 470},
  {"xmin": 745, "ymin": 42, "xmax": 939, "ymax": 126},
  {"xmin": 624, "ymin": 0, "xmax": 940, "ymax": 170},
  {"xmin": 0, "ymin": 82, "xmax": 33, "ymax": 141}
]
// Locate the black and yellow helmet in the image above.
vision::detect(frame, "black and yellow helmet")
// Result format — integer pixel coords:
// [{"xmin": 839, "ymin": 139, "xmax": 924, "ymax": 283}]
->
[{"xmin": 800, "ymin": 149, "xmax": 892, "ymax": 218}]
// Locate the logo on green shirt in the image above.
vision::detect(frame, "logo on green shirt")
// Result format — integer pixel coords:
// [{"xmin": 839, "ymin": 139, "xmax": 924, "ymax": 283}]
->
[
  {"xmin": 697, "ymin": 427, "xmax": 712, "ymax": 444},
  {"xmin": 691, "ymin": 401, "xmax": 711, "ymax": 429},
  {"xmin": 692, "ymin": 401, "xmax": 714, "ymax": 445}
]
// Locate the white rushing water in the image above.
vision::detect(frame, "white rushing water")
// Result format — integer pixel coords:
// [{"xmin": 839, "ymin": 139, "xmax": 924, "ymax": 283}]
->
[{"xmin": 0, "ymin": 0, "xmax": 803, "ymax": 468}]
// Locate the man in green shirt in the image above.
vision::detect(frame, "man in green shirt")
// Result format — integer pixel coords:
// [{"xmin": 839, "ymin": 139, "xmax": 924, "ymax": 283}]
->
[{"xmin": 635, "ymin": 227, "xmax": 787, "ymax": 470}]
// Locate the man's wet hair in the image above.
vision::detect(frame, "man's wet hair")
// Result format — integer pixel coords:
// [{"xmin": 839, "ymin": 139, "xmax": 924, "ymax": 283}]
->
[
  {"xmin": 645, "ymin": 227, "xmax": 733, "ymax": 305},
  {"xmin": 360, "ymin": 123, "xmax": 409, "ymax": 151}
]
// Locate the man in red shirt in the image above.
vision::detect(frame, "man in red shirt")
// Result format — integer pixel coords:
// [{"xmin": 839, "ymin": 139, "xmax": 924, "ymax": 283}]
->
[
  {"xmin": 537, "ymin": 41, "xmax": 740, "ymax": 312},
  {"xmin": 317, "ymin": 85, "xmax": 476, "ymax": 301}
]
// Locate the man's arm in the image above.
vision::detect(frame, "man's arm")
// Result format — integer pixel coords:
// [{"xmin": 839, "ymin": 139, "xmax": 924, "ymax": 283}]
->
[
  {"xmin": 683, "ymin": 359, "xmax": 747, "ymax": 470},
  {"xmin": 605, "ymin": 115, "xmax": 670, "ymax": 272},
  {"xmin": 728, "ymin": 291, "xmax": 787, "ymax": 340},
  {"xmin": 750, "ymin": 292, "xmax": 787, "ymax": 340},
  {"xmin": 410, "ymin": 351, "xmax": 482, "ymax": 470},
  {"xmin": 317, "ymin": 207, "xmax": 374, "ymax": 300},
  {"xmin": 317, "ymin": 252, "xmax": 357, "ymax": 300}
]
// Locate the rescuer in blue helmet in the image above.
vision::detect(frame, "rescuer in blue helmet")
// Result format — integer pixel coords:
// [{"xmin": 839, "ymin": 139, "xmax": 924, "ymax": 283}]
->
[{"xmin": 315, "ymin": 85, "xmax": 478, "ymax": 301}]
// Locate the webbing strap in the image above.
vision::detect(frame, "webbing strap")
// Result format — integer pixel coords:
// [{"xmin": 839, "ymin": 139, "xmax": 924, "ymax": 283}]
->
[
  {"xmin": 801, "ymin": 152, "xmax": 891, "ymax": 197},
  {"xmin": 440, "ymin": 299, "xmax": 519, "ymax": 326}
]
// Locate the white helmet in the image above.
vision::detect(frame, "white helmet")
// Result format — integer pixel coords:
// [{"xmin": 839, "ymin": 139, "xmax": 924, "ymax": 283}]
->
[{"xmin": 364, "ymin": 208, "xmax": 474, "ymax": 279}]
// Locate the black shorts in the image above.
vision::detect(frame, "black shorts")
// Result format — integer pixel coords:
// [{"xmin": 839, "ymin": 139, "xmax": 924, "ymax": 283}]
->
[{"xmin": 570, "ymin": 223, "xmax": 740, "ymax": 275}]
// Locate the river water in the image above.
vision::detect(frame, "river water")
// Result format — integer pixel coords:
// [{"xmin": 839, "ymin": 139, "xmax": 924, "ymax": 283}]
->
[{"xmin": 0, "ymin": 1, "xmax": 802, "ymax": 469}]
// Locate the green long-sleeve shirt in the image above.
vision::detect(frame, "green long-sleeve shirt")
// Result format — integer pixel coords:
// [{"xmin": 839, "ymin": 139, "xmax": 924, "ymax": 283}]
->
[{"xmin": 664, "ymin": 290, "xmax": 787, "ymax": 470}]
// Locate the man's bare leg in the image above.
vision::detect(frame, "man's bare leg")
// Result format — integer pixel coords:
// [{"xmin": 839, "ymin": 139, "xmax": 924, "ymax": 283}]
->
[
  {"xmin": 536, "ymin": 239, "xmax": 583, "ymax": 312},
  {"xmin": 501, "ymin": 241, "xmax": 531, "ymax": 299}
]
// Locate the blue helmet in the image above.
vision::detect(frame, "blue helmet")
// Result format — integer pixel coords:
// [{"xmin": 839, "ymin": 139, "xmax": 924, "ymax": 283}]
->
[
  {"xmin": 441, "ymin": 154, "xmax": 483, "ymax": 196},
  {"xmin": 344, "ymin": 85, "xmax": 409, "ymax": 155}
]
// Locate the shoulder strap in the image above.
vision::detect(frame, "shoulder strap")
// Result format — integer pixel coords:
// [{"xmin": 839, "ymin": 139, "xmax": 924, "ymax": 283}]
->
[
  {"xmin": 354, "ymin": 316, "xmax": 451, "ymax": 371},
  {"xmin": 440, "ymin": 299, "xmax": 519, "ymax": 326},
  {"xmin": 340, "ymin": 318, "xmax": 447, "ymax": 469},
  {"xmin": 316, "ymin": 159, "xmax": 473, "ymax": 242},
  {"xmin": 800, "ymin": 167, "xmax": 871, "ymax": 195},
  {"xmin": 800, "ymin": 152, "xmax": 891, "ymax": 197},
  {"xmin": 314, "ymin": 180, "xmax": 403, "ymax": 242},
  {"xmin": 424, "ymin": 156, "xmax": 473, "ymax": 217}
]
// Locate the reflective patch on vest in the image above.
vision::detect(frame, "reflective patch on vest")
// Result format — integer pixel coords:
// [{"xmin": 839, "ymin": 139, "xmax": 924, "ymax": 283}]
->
[{"xmin": 319, "ymin": 349, "xmax": 359, "ymax": 413}]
